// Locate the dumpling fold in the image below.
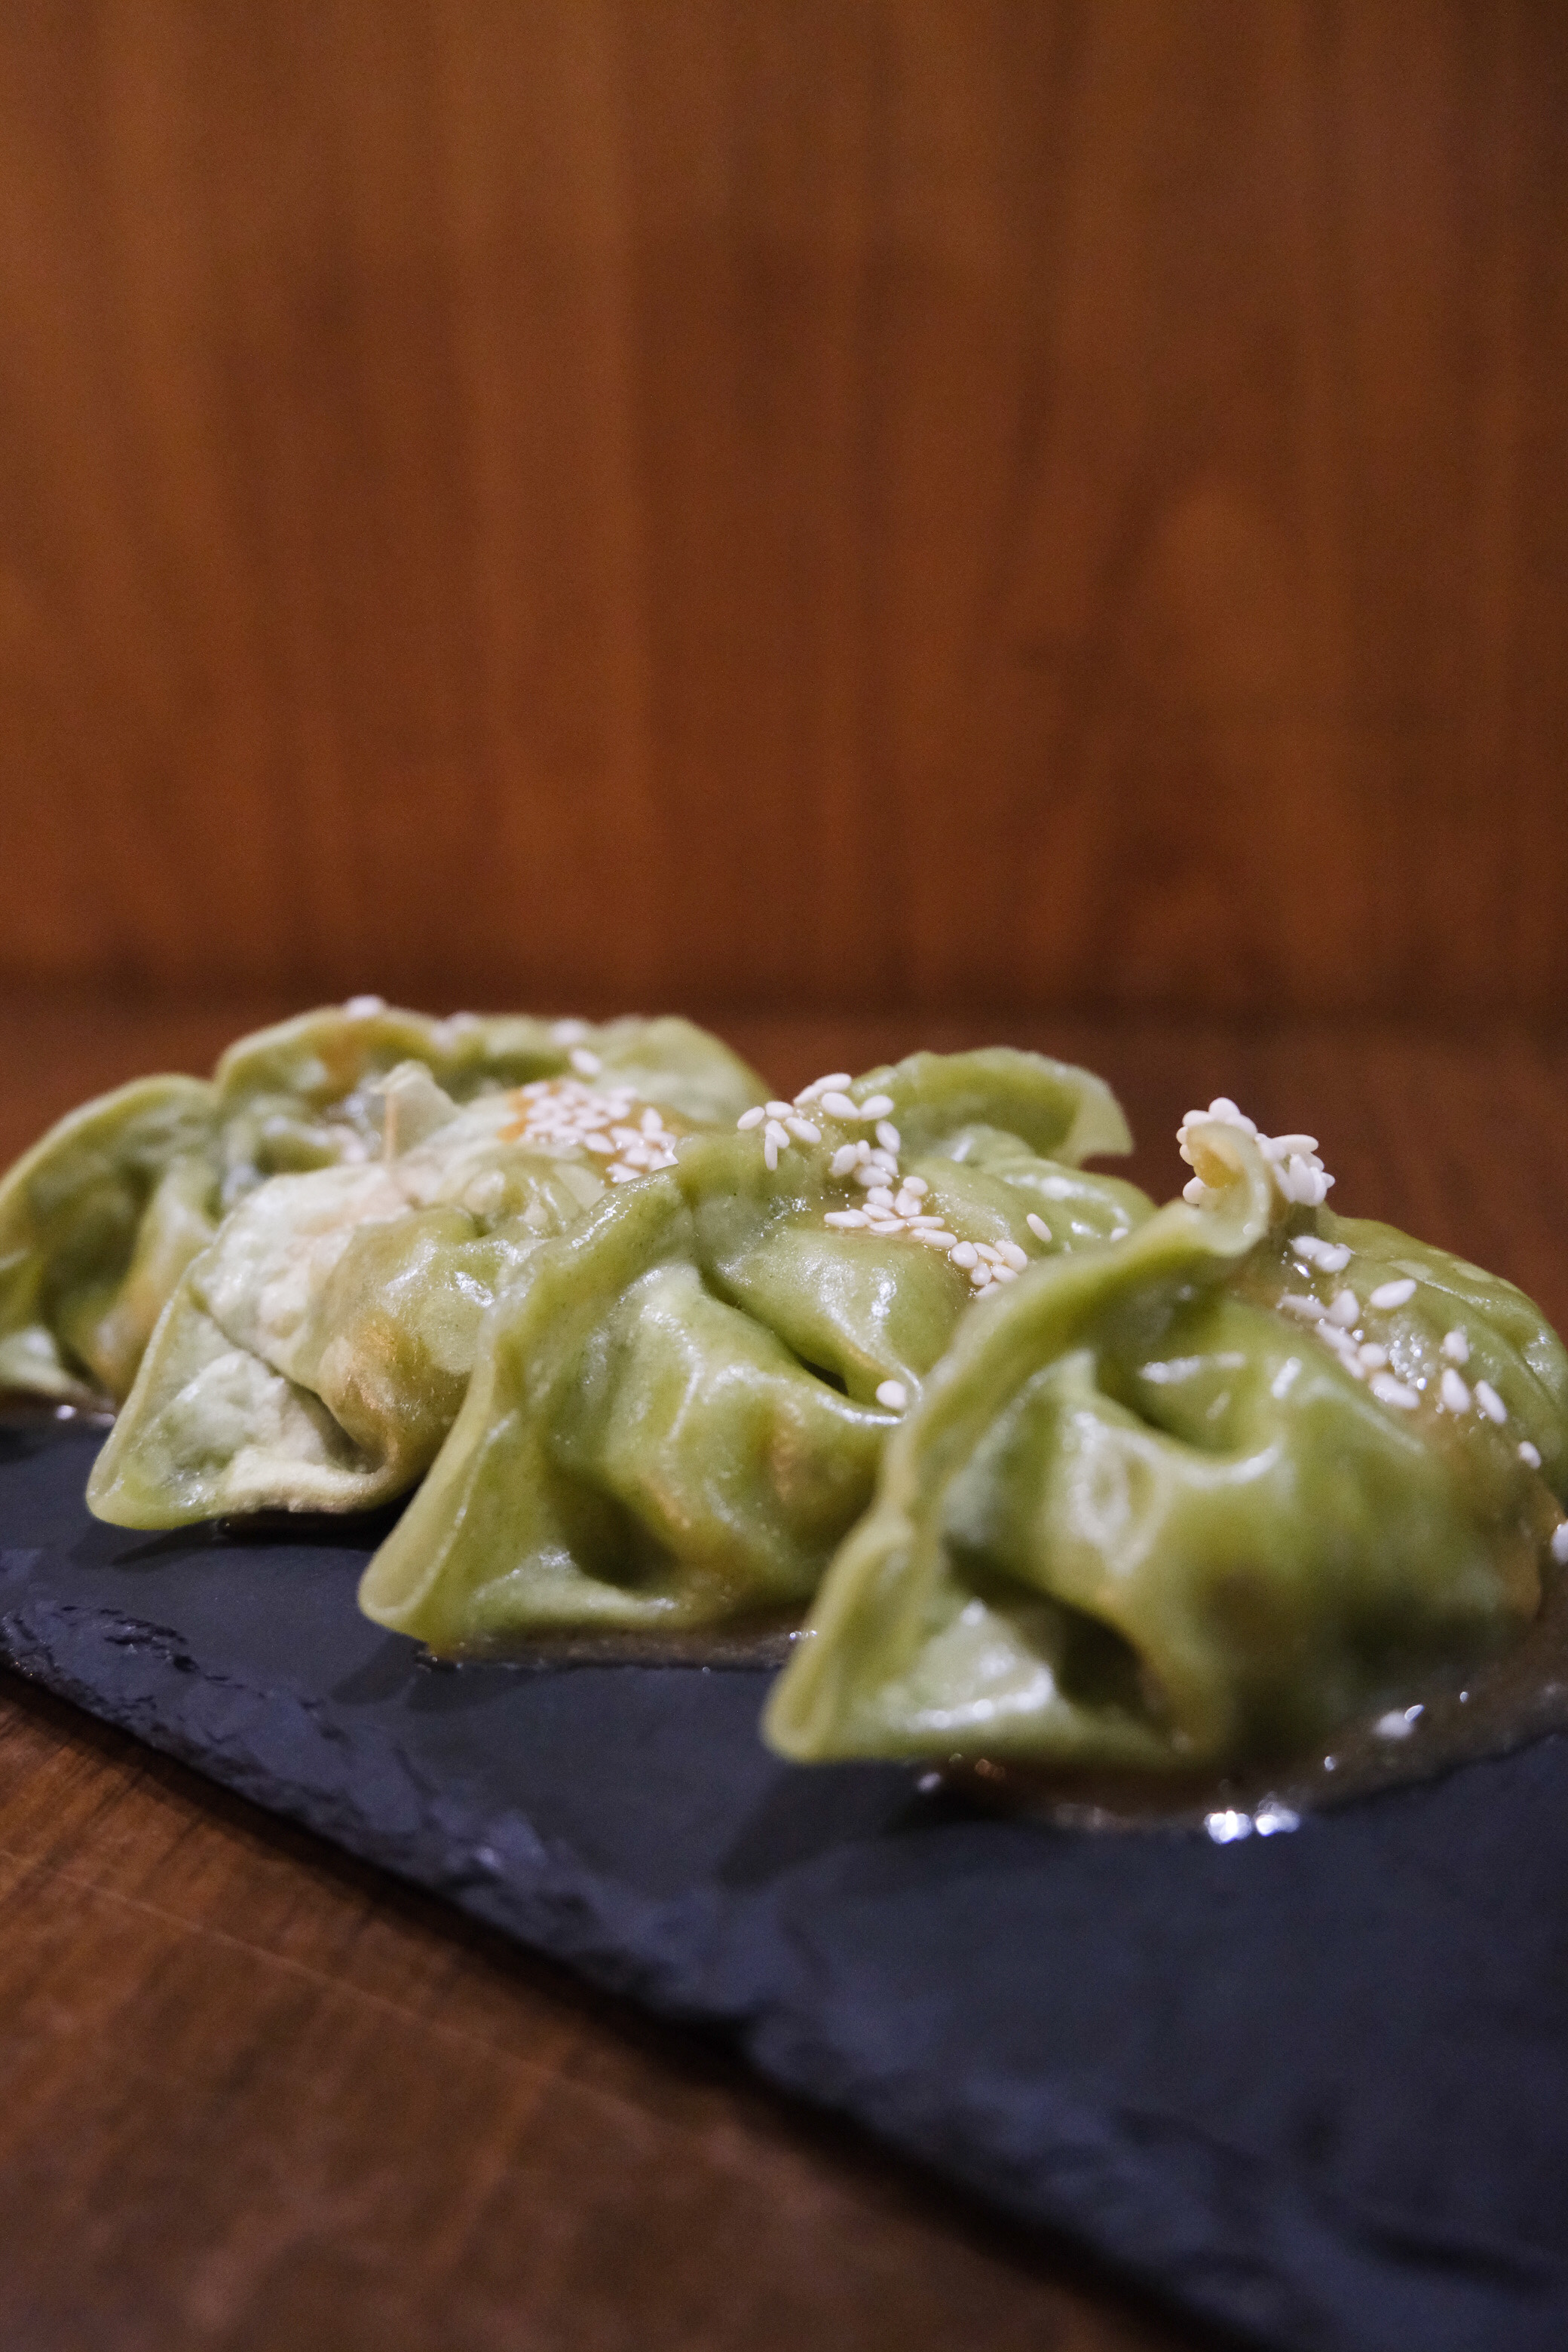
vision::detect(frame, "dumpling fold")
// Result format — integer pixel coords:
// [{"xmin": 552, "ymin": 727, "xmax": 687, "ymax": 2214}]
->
[{"xmin": 764, "ymin": 1118, "xmax": 1568, "ymax": 1772}]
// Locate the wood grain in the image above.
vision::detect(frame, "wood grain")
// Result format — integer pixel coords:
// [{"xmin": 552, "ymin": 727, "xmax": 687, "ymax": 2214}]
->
[{"xmin": 1, "ymin": 3, "xmax": 1566, "ymax": 1017}]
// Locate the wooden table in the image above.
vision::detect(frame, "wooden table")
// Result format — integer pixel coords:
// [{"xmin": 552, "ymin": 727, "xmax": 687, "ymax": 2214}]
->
[{"xmin": 3, "ymin": 996, "xmax": 1563, "ymax": 2352}]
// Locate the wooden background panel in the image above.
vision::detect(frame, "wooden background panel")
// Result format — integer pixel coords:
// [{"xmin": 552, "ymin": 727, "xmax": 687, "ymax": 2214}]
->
[{"xmin": 0, "ymin": 0, "xmax": 1564, "ymax": 1017}]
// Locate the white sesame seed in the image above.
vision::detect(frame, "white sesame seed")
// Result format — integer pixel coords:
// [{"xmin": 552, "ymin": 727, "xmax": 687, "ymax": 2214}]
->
[
  {"xmin": 763, "ymin": 1138, "xmax": 779, "ymax": 1171},
  {"xmin": 825, "ymin": 1209, "xmax": 868, "ymax": 1227},
  {"xmin": 1520, "ymin": 1441, "xmax": 1543, "ymax": 1469},
  {"xmin": 992, "ymin": 1263, "xmax": 1017, "ymax": 1282},
  {"xmin": 852, "ymin": 1164, "xmax": 880, "ymax": 1188},
  {"xmin": 828, "ymin": 1145, "xmax": 860, "ymax": 1176},
  {"xmin": 1327, "ymin": 1291, "xmax": 1359, "ymax": 1328},
  {"xmin": 582, "ymin": 1135, "xmax": 615, "ymax": 1154},
  {"xmin": 968, "ymin": 1264, "xmax": 990, "ymax": 1288},
  {"xmin": 569, "ymin": 1047, "xmax": 602, "ymax": 1076},
  {"xmin": 997, "ymin": 1240, "xmax": 1029, "ymax": 1271},
  {"xmin": 1441, "ymin": 1368, "xmax": 1472, "ymax": 1413},
  {"xmin": 1370, "ymin": 1278, "xmax": 1416, "ymax": 1310},
  {"xmin": 875, "ymin": 1121, "xmax": 901, "ymax": 1153},
  {"xmin": 875, "ymin": 1380, "xmax": 908, "ymax": 1411},
  {"xmin": 855, "ymin": 1141, "xmax": 872, "ymax": 1163},
  {"xmin": 1474, "ymin": 1380, "xmax": 1507, "ymax": 1424},
  {"xmin": 737, "ymin": 1107, "xmax": 765, "ymax": 1131},
  {"xmin": 819, "ymin": 1091, "xmax": 859, "ymax": 1119},
  {"xmin": 796, "ymin": 1073, "xmax": 850, "ymax": 1104},
  {"xmin": 1279, "ymin": 1294, "xmax": 1328, "ymax": 1321},
  {"xmin": 865, "ymin": 1185, "xmax": 896, "ymax": 1208},
  {"xmin": 902, "ymin": 1176, "xmax": 929, "ymax": 1197},
  {"xmin": 766, "ymin": 1101, "xmax": 793, "ymax": 1120},
  {"xmin": 975, "ymin": 1243, "xmax": 1003, "ymax": 1265},
  {"xmin": 1025, "ymin": 1212, "xmax": 1052, "ymax": 1244},
  {"xmin": 1553, "ymin": 1524, "xmax": 1568, "ymax": 1566},
  {"xmin": 1358, "ymin": 1343, "xmax": 1389, "ymax": 1369},
  {"xmin": 1315, "ymin": 1243, "xmax": 1352, "ymax": 1274},
  {"xmin": 950, "ymin": 1242, "xmax": 978, "ymax": 1269},
  {"xmin": 1370, "ymin": 1372, "xmax": 1420, "ymax": 1410},
  {"xmin": 764, "ymin": 1119, "xmax": 790, "ymax": 1150},
  {"xmin": 859, "ymin": 1094, "xmax": 895, "ymax": 1119},
  {"xmin": 916, "ymin": 1230, "xmax": 957, "ymax": 1248},
  {"xmin": 1442, "ymin": 1328, "xmax": 1469, "ymax": 1364},
  {"xmin": 786, "ymin": 1117, "xmax": 821, "ymax": 1144}
]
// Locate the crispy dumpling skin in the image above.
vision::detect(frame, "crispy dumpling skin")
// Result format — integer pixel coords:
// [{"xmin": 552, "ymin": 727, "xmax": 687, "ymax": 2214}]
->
[
  {"xmin": 764, "ymin": 1121, "xmax": 1568, "ymax": 1774},
  {"xmin": 1, "ymin": 1002, "xmax": 768, "ymax": 1405},
  {"xmin": 359, "ymin": 1049, "xmax": 1147, "ymax": 1652}
]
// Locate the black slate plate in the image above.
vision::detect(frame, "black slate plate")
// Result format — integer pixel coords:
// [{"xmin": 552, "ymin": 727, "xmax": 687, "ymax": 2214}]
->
[{"xmin": 3, "ymin": 1414, "xmax": 1566, "ymax": 2352}]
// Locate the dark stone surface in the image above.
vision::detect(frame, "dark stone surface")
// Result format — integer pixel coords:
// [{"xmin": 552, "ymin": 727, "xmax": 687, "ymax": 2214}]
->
[{"xmin": 2, "ymin": 1416, "xmax": 1565, "ymax": 2352}]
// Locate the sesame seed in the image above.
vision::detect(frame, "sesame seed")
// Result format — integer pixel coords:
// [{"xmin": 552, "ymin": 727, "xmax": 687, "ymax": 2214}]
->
[
  {"xmin": 1369, "ymin": 1278, "xmax": 1416, "ymax": 1310},
  {"xmin": 828, "ymin": 1145, "xmax": 860, "ymax": 1176},
  {"xmin": 641, "ymin": 1108, "xmax": 663, "ymax": 1135},
  {"xmin": 766, "ymin": 1101, "xmax": 793, "ymax": 1120},
  {"xmin": 1553, "ymin": 1524, "xmax": 1568, "ymax": 1566},
  {"xmin": 1370, "ymin": 1372, "xmax": 1420, "ymax": 1410},
  {"xmin": 950, "ymin": 1242, "xmax": 978, "ymax": 1269},
  {"xmin": 763, "ymin": 1138, "xmax": 779, "ymax": 1171},
  {"xmin": 1327, "ymin": 1291, "xmax": 1359, "ymax": 1328},
  {"xmin": 1442, "ymin": 1328, "xmax": 1469, "ymax": 1364},
  {"xmin": 855, "ymin": 1141, "xmax": 872, "ymax": 1163},
  {"xmin": 1441, "ymin": 1368, "xmax": 1472, "ymax": 1413},
  {"xmin": 975, "ymin": 1243, "xmax": 1003, "ymax": 1264},
  {"xmin": 786, "ymin": 1117, "xmax": 822, "ymax": 1144},
  {"xmin": 1474, "ymin": 1379, "xmax": 1508, "ymax": 1424},
  {"xmin": 916, "ymin": 1230, "xmax": 957, "ymax": 1248},
  {"xmin": 1358, "ymin": 1343, "xmax": 1389, "ymax": 1368},
  {"xmin": 875, "ymin": 1380, "xmax": 908, "ymax": 1410},
  {"xmin": 968, "ymin": 1264, "xmax": 990, "ymax": 1288},
  {"xmin": 737, "ymin": 1107, "xmax": 765, "ymax": 1131},
  {"xmin": 825, "ymin": 1209, "xmax": 868, "ymax": 1227},
  {"xmin": 819, "ymin": 1091, "xmax": 859, "ymax": 1119},
  {"xmin": 852, "ymin": 1165, "xmax": 881, "ymax": 1188},
  {"xmin": 865, "ymin": 1186, "xmax": 896, "ymax": 1208},
  {"xmin": 764, "ymin": 1119, "xmax": 790, "ymax": 1150},
  {"xmin": 875, "ymin": 1120, "xmax": 901, "ymax": 1153},
  {"xmin": 1279, "ymin": 1294, "xmax": 1328, "ymax": 1321},
  {"xmin": 997, "ymin": 1240, "xmax": 1029, "ymax": 1271},
  {"xmin": 1026, "ymin": 1212, "xmax": 1052, "ymax": 1243},
  {"xmin": 1315, "ymin": 1243, "xmax": 1352, "ymax": 1274},
  {"xmin": 859, "ymin": 1094, "xmax": 895, "ymax": 1119},
  {"xmin": 569, "ymin": 1047, "xmax": 602, "ymax": 1076},
  {"xmin": 902, "ymin": 1175, "xmax": 929, "ymax": 1196},
  {"xmin": 992, "ymin": 1263, "xmax": 1017, "ymax": 1282},
  {"xmin": 796, "ymin": 1073, "xmax": 850, "ymax": 1104},
  {"xmin": 583, "ymin": 1135, "xmax": 615, "ymax": 1154},
  {"xmin": 1520, "ymin": 1441, "xmax": 1543, "ymax": 1469}
]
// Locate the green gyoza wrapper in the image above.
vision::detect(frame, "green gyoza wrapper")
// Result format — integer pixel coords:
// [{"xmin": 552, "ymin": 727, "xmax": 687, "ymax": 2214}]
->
[
  {"xmin": 0, "ymin": 1002, "xmax": 765, "ymax": 1405},
  {"xmin": 358, "ymin": 1049, "xmax": 1146, "ymax": 1652},
  {"xmin": 764, "ymin": 1120, "xmax": 1568, "ymax": 1772}
]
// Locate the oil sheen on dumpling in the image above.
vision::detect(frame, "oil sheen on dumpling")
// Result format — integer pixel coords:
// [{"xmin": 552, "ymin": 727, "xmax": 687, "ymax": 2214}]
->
[
  {"xmin": 358, "ymin": 1048, "xmax": 1148, "ymax": 1652},
  {"xmin": 0, "ymin": 1000, "xmax": 767, "ymax": 1407},
  {"xmin": 764, "ymin": 1110, "xmax": 1568, "ymax": 1774},
  {"xmin": 83, "ymin": 1052, "xmax": 752, "ymax": 1525}
]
